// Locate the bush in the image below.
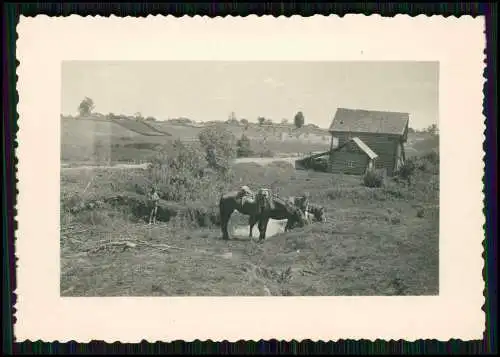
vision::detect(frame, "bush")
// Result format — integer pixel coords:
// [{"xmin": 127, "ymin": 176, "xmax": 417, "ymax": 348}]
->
[
  {"xmin": 198, "ymin": 126, "xmax": 237, "ymax": 173},
  {"xmin": 397, "ymin": 159, "xmax": 416, "ymax": 184},
  {"xmin": 236, "ymin": 134, "xmax": 253, "ymax": 158},
  {"xmin": 363, "ymin": 169, "xmax": 384, "ymax": 188},
  {"xmin": 422, "ymin": 151, "xmax": 439, "ymax": 165},
  {"xmin": 412, "ymin": 151, "xmax": 439, "ymax": 175},
  {"xmin": 147, "ymin": 140, "xmax": 216, "ymax": 202}
]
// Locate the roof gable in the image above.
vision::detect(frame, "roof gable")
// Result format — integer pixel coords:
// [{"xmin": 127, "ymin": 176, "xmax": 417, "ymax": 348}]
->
[
  {"xmin": 335, "ymin": 136, "xmax": 378, "ymax": 160},
  {"xmin": 329, "ymin": 108, "xmax": 409, "ymax": 136}
]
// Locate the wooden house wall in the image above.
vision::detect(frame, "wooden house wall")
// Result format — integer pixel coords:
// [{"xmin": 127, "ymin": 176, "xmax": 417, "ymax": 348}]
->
[
  {"xmin": 329, "ymin": 149, "xmax": 370, "ymax": 175},
  {"xmin": 330, "ymin": 131, "xmax": 401, "ymax": 175}
]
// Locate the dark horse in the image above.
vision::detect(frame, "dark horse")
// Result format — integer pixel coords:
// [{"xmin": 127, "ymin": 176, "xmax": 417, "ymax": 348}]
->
[{"xmin": 219, "ymin": 188, "xmax": 308, "ymax": 241}]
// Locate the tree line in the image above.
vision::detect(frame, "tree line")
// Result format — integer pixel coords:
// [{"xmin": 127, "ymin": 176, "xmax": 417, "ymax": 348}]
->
[{"xmin": 76, "ymin": 97, "xmax": 308, "ymax": 129}]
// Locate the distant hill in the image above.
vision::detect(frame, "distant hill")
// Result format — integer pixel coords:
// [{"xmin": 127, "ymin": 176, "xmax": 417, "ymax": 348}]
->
[
  {"xmin": 405, "ymin": 132, "xmax": 439, "ymax": 157},
  {"xmin": 110, "ymin": 117, "xmax": 171, "ymax": 136},
  {"xmin": 148, "ymin": 120, "xmax": 331, "ymax": 144},
  {"xmin": 61, "ymin": 114, "xmax": 436, "ymax": 165}
]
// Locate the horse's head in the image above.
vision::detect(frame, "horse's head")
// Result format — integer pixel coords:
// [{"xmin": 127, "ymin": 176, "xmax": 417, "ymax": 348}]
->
[
  {"xmin": 294, "ymin": 195, "xmax": 310, "ymax": 212},
  {"xmin": 311, "ymin": 205, "xmax": 326, "ymax": 223},
  {"xmin": 289, "ymin": 206, "xmax": 309, "ymax": 228},
  {"xmin": 255, "ymin": 188, "xmax": 274, "ymax": 214}
]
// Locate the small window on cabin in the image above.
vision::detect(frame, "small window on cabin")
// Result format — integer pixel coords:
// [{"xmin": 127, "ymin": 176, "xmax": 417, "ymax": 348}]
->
[{"xmin": 346, "ymin": 161, "xmax": 355, "ymax": 168}]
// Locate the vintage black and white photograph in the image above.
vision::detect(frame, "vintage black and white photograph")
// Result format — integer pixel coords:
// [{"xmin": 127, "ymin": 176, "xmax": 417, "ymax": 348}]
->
[
  {"xmin": 15, "ymin": 14, "xmax": 485, "ymax": 342},
  {"xmin": 60, "ymin": 61, "xmax": 440, "ymax": 297}
]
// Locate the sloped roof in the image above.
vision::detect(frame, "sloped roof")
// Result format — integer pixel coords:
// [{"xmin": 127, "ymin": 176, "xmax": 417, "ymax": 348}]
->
[
  {"xmin": 329, "ymin": 108, "xmax": 409, "ymax": 136},
  {"xmin": 334, "ymin": 136, "xmax": 378, "ymax": 160},
  {"xmin": 351, "ymin": 137, "xmax": 378, "ymax": 159}
]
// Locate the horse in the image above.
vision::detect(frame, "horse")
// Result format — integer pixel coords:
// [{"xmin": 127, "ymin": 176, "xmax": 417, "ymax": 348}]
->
[
  {"xmin": 306, "ymin": 203, "xmax": 327, "ymax": 223},
  {"xmin": 254, "ymin": 190, "xmax": 309, "ymax": 241},
  {"xmin": 219, "ymin": 188, "xmax": 307, "ymax": 241},
  {"xmin": 286, "ymin": 195, "xmax": 326, "ymax": 224},
  {"xmin": 286, "ymin": 194, "xmax": 310, "ymax": 215}
]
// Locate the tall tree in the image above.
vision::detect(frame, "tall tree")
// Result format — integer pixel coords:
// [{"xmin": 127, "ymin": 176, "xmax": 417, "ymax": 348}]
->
[
  {"xmin": 426, "ymin": 124, "xmax": 438, "ymax": 136},
  {"xmin": 78, "ymin": 97, "xmax": 95, "ymax": 117},
  {"xmin": 294, "ymin": 111, "xmax": 305, "ymax": 128}
]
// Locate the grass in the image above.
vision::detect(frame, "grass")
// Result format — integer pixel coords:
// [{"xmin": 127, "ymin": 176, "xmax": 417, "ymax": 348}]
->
[
  {"xmin": 61, "ymin": 117, "xmax": 332, "ymax": 164},
  {"xmin": 60, "ymin": 157, "xmax": 439, "ymax": 296},
  {"xmin": 60, "ymin": 116, "xmax": 439, "ymax": 296}
]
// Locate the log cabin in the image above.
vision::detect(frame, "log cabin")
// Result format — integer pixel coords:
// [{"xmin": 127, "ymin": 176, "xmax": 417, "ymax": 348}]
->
[{"xmin": 328, "ymin": 108, "xmax": 410, "ymax": 176}]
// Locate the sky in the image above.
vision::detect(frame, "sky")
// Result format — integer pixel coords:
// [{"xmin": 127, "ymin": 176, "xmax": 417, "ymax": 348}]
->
[{"xmin": 61, "ymin": 61, "xmax": 439, "ymax": 130}]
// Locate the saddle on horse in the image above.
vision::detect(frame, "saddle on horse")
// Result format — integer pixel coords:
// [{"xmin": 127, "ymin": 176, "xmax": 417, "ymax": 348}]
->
[{"xmin": 237, "ymin": 185, "xmax": 255, "ymax": 206}]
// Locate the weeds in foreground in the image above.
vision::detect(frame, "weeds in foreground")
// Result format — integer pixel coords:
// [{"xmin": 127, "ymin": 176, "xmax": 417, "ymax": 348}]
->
[{"xmin": 363, "ymin": 169, "xmax": 384, "ymax": 188}]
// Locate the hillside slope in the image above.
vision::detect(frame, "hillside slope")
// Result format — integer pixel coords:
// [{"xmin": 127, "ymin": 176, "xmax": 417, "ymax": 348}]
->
[
  {"xmin": 111, "ymin": 118, "xmax": 172, "ymax": 136},
  {"xmin": 60, "ymin": 160, "xmax": 439, "ymax": 297}
]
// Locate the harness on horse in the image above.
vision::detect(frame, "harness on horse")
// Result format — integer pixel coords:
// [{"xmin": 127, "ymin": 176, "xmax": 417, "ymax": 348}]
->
[{"xmin": 237, "ymin": 185, "xmax": 255, "ymax": 205}]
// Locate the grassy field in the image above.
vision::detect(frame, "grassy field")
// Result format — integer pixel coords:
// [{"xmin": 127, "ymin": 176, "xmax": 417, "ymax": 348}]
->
[
  {"xmin": 61, "ymin": 117, "xmax": 333, "ymax": 164},
  {"xmin": 60, "ymin": 147, "xmax": 439, "ymax": 296},
  {"xmin": 60, "ymin": 116, "xmax": 439, "ymax": 296},
  {"xmin": 61, "ymin": 116, "xmax": 437, "ymax": 164}
]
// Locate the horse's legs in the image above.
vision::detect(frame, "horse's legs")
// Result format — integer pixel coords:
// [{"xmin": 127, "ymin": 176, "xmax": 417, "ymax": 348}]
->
[
  {"xmin": 220, "ymin": 205, "xmax": 233, "ymax": 240},
  {"xmin": 248, "ymin": 215, "xmax": 258, "ymax": 238},
  {"xmin": 258, "ymin": 217, "xmax": 270, "ymax": 241},
  {"xmin": 284, "ymin": 219, "xmax": 292, "ymax": 232}
]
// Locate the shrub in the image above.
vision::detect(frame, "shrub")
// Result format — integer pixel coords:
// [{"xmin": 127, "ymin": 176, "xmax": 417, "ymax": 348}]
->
[
  {"xmin": 147, "ymin": 140, "xmax": 212, "ymax": 202},
  {"xmin": 198, "ymin": 126, "xmax": 237, "ymax": 173},
  {"xmin": 422, "ymin": 151, "xmax": 439, "ymax": 165},
  {"xmin": 397, "ymin": 159, "xmax": 416, "ymax": 184},
  {"xmin": 407, "ymin": 151, "xmax": 439, "ymax": 175},
  {"xmin": 236, "ymin": 134, "xmax": 253, "ymax": 158},
  {"xmin": 363, "ymin": 169, "xmax": 384, "ymax": 188}
]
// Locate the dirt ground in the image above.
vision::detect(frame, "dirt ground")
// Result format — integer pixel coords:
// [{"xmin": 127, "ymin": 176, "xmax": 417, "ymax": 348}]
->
[{"xmin": 60, "ymin": 161, "xmax": 439, "ymax": 297}]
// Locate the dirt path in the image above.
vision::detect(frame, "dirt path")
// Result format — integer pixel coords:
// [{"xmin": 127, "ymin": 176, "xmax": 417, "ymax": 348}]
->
[
  {"xmin": 61, "ymin": 156, "xmax": 300, "ymax": 171},
  {"xmin": 232, "ymin": 219, "xmax": 288, "ymax": 238},
  {"xmin": 61, "ymin": 163, "xmax": 151, "ymax": 171}
]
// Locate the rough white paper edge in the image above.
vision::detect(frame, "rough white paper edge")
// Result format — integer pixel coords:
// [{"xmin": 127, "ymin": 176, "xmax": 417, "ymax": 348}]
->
[{"xmin": 14, "ymin": 14, "xmax": 486, "ymax": 342}]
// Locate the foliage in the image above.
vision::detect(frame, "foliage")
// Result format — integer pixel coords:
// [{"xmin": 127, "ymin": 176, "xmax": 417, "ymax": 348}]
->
[
  {"xmin": 148, "ymin": 140, "xmax": 216, "ymax": 202},
  {"xmin": 425, "ymin": 124, "xmax": 439, "ymax": 136},
  {"xmin": 226, "ymin": 112, "xmax": 239, "ymax": 125},
  {"xmin": 236, "ymin": 134, "xmax": 253, "ymax": 158},
  {"xmin": 363, "ymin": 169, "xmax": 384, "ymax": 188},
  {"xmin": 294, "ymin": 111, "xmax": 305, "ymax": 128},
  {"xmin": 78, "ymin": 97, "xmax": 95, "ymax": 117},
  {"xmin": 414, "ymin": 151, "xmax": 439, "ymax": 175},
  {"xmin": 397, "ymin": 159, "xmax": 417, "ymax": 184},
  {"xmin": 240, "ymin": 118, "xmax": 249, "ymax": 126},
  {"xmin": 198, "ymin": 126, "xmax": 237, "ymax": 173},
  {"xmin": 61, "ymin": 145, "xmax": 439, "ymax": 296},
  {"xmin": 168, "ymin": 117, "xmax": 194, "ymax": 125},
  {"xmin": 258, "ymin": 117, "xmax": 266, "ymax": 126}
]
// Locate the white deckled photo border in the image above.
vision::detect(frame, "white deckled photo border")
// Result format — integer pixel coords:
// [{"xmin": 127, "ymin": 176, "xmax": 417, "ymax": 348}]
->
[{"xmin": 15, "ymin": 15, "xmax": 486, "ymax": 342}]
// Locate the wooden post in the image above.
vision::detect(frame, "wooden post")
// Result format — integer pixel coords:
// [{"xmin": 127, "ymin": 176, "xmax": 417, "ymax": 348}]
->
[{"xmin": 328, "ymin": 134, "xmax": 335, "ymax": 173}]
